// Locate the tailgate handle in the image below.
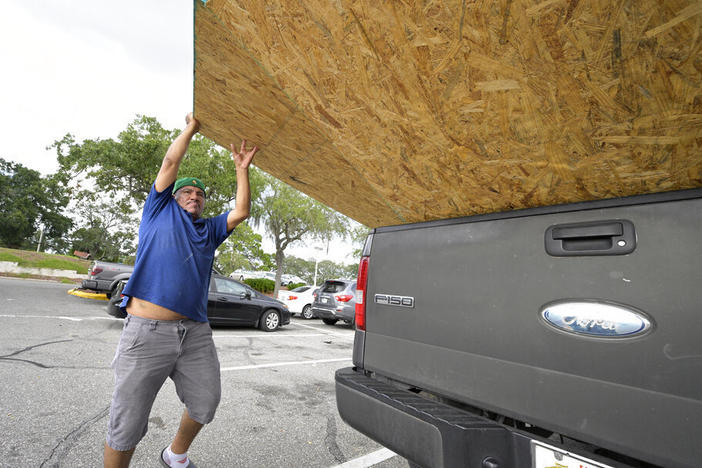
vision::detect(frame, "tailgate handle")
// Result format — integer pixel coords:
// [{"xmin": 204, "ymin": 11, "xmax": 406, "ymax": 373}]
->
[
  {"xmin": 545, "ymin": 220, "xmax": 636, "ymax": 256},
  {"xmin": 552, "ymin": 223, "xmax": 622, "ymax": 239}
]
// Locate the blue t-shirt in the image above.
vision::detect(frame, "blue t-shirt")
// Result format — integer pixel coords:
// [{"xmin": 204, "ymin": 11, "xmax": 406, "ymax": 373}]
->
[{"xmin": 121, "ymin": 182, "xmax": 231, "ymax": 322}]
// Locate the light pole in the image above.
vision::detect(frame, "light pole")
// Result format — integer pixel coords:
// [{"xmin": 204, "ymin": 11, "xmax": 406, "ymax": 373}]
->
[
  {"xmin": 36, "ymin": 225, "xmax": 44, "ymax": 253},
  {"xmin": 313, "ymin": 245, "xmax": 324, "ymax": 287}
]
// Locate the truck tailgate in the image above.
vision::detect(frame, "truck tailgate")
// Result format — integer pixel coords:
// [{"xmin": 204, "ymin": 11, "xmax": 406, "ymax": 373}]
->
[{"xmin": 360, "ymin": 190, "xmax": 702, "ymax": 467}]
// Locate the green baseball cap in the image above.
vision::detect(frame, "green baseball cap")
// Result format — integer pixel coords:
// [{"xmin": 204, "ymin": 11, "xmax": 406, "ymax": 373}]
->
[{"xmin": 173, "ymin": 177, "xmax": 206, "ymax": 195}]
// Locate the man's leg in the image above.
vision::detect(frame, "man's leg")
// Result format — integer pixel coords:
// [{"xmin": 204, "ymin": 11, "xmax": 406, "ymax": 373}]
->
[
  {"xmin": 104, "ymin": 444, "xmax": 135, "ymax": 468},
  {"xmin": 171, "ymin": 409, "xmax": 204, "ymax": 454},
  {"xmin": 106, "ymin": 316, "xmax": 180, "ymax": 466},
  {"xmin": 166, "ymin": 320, "xmax": 221, "ymax": 463}
]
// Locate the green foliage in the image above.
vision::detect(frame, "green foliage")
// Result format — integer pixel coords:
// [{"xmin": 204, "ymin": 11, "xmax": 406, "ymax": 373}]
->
[
  {"xmin": 350, "ymin": 223, "xmax": 371, "ymax": 259},
  {"xmin": 282, "ymin": 255, "xmax": 359, "ymax": 285},
  {"xmin": 316, "ymin": 259, "xmax": 357, "ymax": 282},
  {"xmin": 52, "ymin": 115, "xmax": 262, "ymax": 217},
  {"xmin": 215, "ymin": 221, "xmax": 273, "ymax": 274},
  {"xmin": 26, "ymin": 256, "xmax": 89, "ymax": 273},
  {"xmin": 252, "ymin": 174, "xmax": 350, "ymax": 293},
  {"xmin": 51, "ymin": 115, "xmax": 266, "ymax": 260},
  {"xmin": 0, "ymin": 247, "xmax": 90, "ymax": 274},
  {"xmin": 0, "ymin": 251, "xmax": 22, "ymax": 263},
  {"xmin": 0, "ymin": 158, "xmax": 72, "ymax": 250},
  {"xmin": 286, "ymin": 282, "xmax": 306, "ymax": 290},
  {"xmin": 283, "ymin": 256, "xmax": 316, "ymax": 283},
  {"xmin": 243, "ymin": 277, "xmax": 275, "ymax": 293},
  {"xmin": 67, "ymin": 191, "xmax": 137, "ymax": 262}
]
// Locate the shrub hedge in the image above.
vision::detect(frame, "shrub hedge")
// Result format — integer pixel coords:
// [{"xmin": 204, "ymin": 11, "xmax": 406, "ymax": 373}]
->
[{"xmin": 243, "ymin": 278, "xmax": 275, "ymax": 293}]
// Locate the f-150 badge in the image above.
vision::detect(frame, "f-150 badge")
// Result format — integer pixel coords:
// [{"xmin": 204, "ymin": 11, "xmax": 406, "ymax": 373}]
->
[
  {"xmin": 374, "ymin": 294, "xmax": 414, "ymax": 308},
  {"xmin": 540, "ymin": 300, "xmax": 652, "ymax": 338}
]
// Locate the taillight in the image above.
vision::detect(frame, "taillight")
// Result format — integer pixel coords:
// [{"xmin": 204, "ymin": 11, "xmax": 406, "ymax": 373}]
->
[
  {"xmin": 335, "ymin": 294, "xmax": 353, "ymax": 302},
  {"xmin": 91, "ymin": 267, "xmax": 103, "ymax": 276},
  {"xmin": 288, "ymin": 295, "xmax": 298, "ymax": 300},
  {"xmin": 355, "ymin": 256, "xmax": 369, "ymax": 330}
]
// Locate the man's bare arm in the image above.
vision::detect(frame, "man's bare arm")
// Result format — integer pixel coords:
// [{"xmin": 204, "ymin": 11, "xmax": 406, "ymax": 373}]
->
[
  {"xmin": 227, "ymin": 140, "xmax": 259, "ymax": 231},
  {"xmin": 154, "ymin": 113, "xmax": 200, "ymax": 193}
]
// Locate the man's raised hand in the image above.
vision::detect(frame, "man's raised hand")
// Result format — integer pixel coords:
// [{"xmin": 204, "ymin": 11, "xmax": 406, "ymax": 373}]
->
[
  {"xmin": 185, "ymin": 112, "xmax": 200, "ymax": 132},
  {"xmin": 231, "ymin": 140, "xmax": 259, "ymax": 170}
]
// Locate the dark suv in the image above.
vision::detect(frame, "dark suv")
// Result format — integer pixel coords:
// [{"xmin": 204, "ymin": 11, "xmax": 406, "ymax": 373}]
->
[{"xmin": 311, "ymin": 279, "xmax": 357, "ymax": 326}]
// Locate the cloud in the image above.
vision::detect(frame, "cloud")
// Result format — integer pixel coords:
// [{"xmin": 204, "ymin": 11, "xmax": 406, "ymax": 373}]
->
[{"xmin": 0, "ymin": 0, "xmax": 193, "ymax": 174}]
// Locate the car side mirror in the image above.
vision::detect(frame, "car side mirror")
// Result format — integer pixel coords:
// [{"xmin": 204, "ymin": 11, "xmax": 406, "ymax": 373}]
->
[{"xmin": 240, "ymin": 291, "xmax": 252, "ymax": 300}]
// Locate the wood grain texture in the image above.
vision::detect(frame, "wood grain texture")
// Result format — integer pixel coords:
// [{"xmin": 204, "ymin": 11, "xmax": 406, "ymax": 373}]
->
[{"xmin": 194, "ymin": 0, "xmax": 702, "ymax": 227}]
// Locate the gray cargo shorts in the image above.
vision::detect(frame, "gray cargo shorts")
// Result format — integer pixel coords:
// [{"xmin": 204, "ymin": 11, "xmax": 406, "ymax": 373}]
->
[{"xmin": 106, "ymin": 314, "xmax": 221, "ymax": 451}]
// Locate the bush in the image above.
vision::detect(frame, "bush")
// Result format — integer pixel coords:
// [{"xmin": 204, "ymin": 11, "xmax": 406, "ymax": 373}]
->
[
  {"xmin": 243, "ymin": 278, "xmax": 275, "ymax": 293},
  {"xmin": 287, "ymin": 282, "xmax": 306, "ymax": 290}
]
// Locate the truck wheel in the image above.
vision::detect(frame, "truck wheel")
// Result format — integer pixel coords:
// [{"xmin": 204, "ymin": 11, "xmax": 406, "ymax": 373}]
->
[
  {"xmin": 259, "ymin": 309, "xmax": 280, "ymax": 332},
  {"xmin": 322, "ymin": 318, "xmax": 338, "ymax": 326},
  {"xmin": 301, "ymin": 305, "xmax": 314, "ymax": 320}
]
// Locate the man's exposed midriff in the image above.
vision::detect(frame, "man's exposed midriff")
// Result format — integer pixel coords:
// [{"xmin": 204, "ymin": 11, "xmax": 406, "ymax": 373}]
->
[{"xmin": 126, "ymin": 297, "xmax": 188, "ymax": 321}]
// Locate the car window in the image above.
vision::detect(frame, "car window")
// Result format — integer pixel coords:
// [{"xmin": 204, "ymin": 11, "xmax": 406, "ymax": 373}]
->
[
  {"xmin": 292, "ymin": 286, "xmax": 310, "ymax": 292},
  {"xmin": 214, "ymin": 277, "xmax": 247, "ymax": 295},
  {"xmin": 321, "ymin": 281, "xmax": 347, "ymax": 293}
]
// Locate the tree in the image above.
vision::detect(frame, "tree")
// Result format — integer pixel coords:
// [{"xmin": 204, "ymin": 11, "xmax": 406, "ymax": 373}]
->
[
  {"xmin": 215, "ymin": 221, "xmax": 273, "ymax": 274},
  {"xmin": 68, "ymin": 192, "xmax": 136, "ymax": 262},
  {"xmin": 315, "ymin": 260, "xmax": 356, "ymax": 283},
  {"xmin": 52, "ymin": 115, "xmax": 266, "ymax": 260},
  {"xmin": 53, "ymin": 115, "xmax": 264, "ymax": 217},
  {"xmin": 0, "ymin": 158, "xmax": 72, "ymax": 250},
  {"xmin": 251, "ymin": 174, "xmax": 349, "ymax": 295},
  {"xmin": 283, "ymin": 256, "xmax": 316, "ymax": 284}
]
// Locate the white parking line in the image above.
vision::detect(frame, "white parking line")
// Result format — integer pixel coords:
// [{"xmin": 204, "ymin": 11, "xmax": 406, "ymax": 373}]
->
[
  {"xmin": 0, "ymin": 314, "xmax": 121, "ymax": 322},
  {"xmin": 214, "ymin": 333, "xmax": 347, "ymax": 339},
  {"xmin": 290, "ymin": 321, "xmax": 354, "ymax": 338},
  {"xmin": 329, "ymin": 448, "xmax": 398, "ymax": 468},
  {"xmin": 221, "ymin": 357, "xmax": 351, "ymax": 372}
]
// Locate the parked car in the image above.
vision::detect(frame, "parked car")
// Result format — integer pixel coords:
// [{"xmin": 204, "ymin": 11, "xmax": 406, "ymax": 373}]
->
[
  {"xmin": 82, "ymin": 260, "xmax": 133, "ymax": 298},
  {"xmin": 106, "ymin": 274, "xmax": 290, "ymax": 331},
  {"xmin": 281, "ymin": 274, "xmax": 305, "ymax": 286},
  {"xmin": 311, "ymin": 279, "xmax": 356, "ymax": 326},
  {"xmin": 277, "ymin": 285, "xmax": 317, "ymax": 319},
  {"xmin": 231, "ymin": 270, "xmax": 277, "ymax": 282}
]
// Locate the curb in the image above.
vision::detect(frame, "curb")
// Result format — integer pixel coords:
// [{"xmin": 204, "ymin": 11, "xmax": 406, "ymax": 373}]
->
[{"xmin": 68, "ymin": 288, "xmax": 108, "ymax": 301}]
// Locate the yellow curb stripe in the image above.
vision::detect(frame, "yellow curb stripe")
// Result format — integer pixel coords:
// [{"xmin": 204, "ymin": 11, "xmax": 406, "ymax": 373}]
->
[{"xmin": 67, "ymin": 288, "xmax": 109, "ymax": 301}]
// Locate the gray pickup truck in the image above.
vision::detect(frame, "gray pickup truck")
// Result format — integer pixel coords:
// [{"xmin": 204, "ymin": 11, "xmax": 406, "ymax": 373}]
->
[
  {"xmin": 336, "ymin": 189, "xmax": 702, "ymax": 468},
  {"xmin": 81, "ymin": 260, "xmax": 133, "ymax": 298}
]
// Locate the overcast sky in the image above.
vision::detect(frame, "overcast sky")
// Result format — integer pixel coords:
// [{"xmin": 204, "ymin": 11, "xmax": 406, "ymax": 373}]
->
[
  {"xmin": 1, "ymin": 1, "xmax": 193, "ymax": 175},
  {"xmin": 0, "ymin": 1, "xmax": 358, "ymax": 265}
]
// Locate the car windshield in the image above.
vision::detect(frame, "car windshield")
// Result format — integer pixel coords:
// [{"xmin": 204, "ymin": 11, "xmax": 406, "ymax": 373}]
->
[
  {"xmin": 214, "ymin": 277, "xmax": 247, "ymax": 295},
  {"xmin": 321, "ymin": 281, "xmax": 347, "ymax": 293},
  {"xmin": 292, "ymin": 286, "xmax": 310, "ymax": 292}
]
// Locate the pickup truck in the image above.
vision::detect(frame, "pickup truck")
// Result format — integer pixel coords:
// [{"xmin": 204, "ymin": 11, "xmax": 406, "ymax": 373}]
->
[
  {"xmin": 81, "ymin": 260, "xmax": 133, "ymax": 298},
  {"xmin": 191, "ymin": 2, "xmax": 702, "ymax": 466},
  {"xmin": 336, "ymin": 189, "xmax": 702, "ymax": 468}
]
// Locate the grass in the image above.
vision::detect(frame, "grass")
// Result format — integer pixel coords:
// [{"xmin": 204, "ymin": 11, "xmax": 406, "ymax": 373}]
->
[
  {"xmin": 0, "ymin": 247, "xmax": 90, "ymax": 274},
  {"xmin": 0, "ymin": 251, "xmax": 23, "ymax": 263}
]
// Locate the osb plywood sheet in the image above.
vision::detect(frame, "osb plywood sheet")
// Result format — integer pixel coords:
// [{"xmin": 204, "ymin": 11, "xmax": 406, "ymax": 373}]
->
[{"xmin": 194, "ymin": 0, "xmax": 702, "ymax": 227}]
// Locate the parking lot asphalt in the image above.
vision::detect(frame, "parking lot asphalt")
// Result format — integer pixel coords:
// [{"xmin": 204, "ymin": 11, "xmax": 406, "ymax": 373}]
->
[{"xmin": 0, "ymin": 277, "xmax": 409, "ymax": 468}]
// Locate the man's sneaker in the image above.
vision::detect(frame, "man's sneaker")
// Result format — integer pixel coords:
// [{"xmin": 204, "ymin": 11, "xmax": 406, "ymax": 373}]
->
[{"xmin": 160, "ymin": 446, "xmax": 197, "ymax": 468}]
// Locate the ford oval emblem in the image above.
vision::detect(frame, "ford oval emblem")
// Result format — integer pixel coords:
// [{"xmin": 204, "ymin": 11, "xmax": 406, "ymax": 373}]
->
[{"xmin": 540, "ymin": 300, "xmax": 653, "ymax": 338}]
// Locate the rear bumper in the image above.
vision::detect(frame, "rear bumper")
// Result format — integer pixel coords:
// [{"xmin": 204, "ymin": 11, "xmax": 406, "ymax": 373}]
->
[
  {"xmin": 81, "ymin": 279, "xmax": 112, "ymax": 292},
  {"xmin": 335, "ymin": 367, "xmax": 639, "ymax": 468},
  {"xmin": 336, "ymin": 367, "xmax": 531, "ymax": 468},
  {"xmin": 312, "ymin": 305, "xmax": 354, "ymax": 321}
]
